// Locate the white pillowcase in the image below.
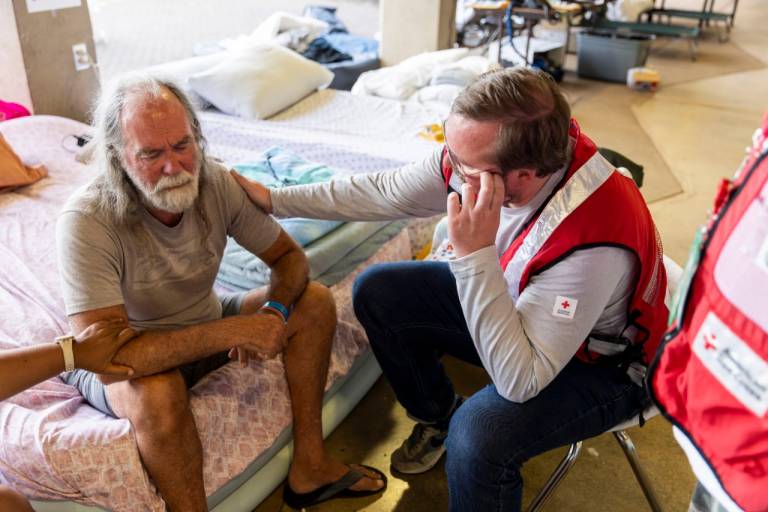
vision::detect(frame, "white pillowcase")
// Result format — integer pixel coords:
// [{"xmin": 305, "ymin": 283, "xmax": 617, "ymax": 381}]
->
[
  {"xmin": 141, "ymin": 54, "xmax": 225, "ymax": 107},
  {"xmin": 189, "ymin": 44, "xmax": 334, "ymax": 119}
]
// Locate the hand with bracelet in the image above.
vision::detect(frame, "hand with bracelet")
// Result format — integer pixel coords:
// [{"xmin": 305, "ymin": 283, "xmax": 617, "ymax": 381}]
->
[
  {"xmin": 0, "ymin": 318, "xmax": 137, "ymax": 402},
  {"xmin": 228, "ymin": 300, "xmax": 291, "ymax": 366}
]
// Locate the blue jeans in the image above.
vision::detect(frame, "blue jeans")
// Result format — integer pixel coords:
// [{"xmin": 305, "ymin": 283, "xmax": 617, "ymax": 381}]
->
[{"xmin": 353, "ymin": 261, "xmax": 647, "ymax": 511}]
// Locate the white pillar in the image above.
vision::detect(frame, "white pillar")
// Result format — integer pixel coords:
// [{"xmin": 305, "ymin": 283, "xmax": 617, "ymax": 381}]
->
[{"xmin": 379, "ymin": 0, "xmax": 456, "ymax": 66}]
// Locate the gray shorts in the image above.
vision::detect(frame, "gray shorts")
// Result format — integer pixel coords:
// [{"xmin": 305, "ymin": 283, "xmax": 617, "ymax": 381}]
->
[{"xmin": 63, "ymin": 292, "xmax": 247, "ymax": 417}]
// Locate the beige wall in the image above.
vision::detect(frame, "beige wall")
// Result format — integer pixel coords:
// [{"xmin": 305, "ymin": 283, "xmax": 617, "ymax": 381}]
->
[
  {"xmin": 10, "ymin": 0, "xmax": 99, "ymax": 122},
  {"xmin": 0, "ymin": 0, "xmax": 33, "ymax": 111},
  {"xmin": 379, "ymin": 0, "xmax": 456, "ymax": 65}
]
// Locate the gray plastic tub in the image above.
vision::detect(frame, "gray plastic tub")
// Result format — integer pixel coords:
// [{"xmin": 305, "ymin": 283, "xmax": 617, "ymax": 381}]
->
[{"xmin": 577, "ymin": 29, "xmax": 653, "ymax": 83}]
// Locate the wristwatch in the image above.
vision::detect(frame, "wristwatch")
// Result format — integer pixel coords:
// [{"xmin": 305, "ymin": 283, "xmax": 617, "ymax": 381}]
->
[{"xmin": 55, "ymin": 335, "xmax": 76, "ymax": 372}]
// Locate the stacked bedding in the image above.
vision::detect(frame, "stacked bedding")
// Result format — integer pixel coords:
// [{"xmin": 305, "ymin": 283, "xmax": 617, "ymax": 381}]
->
[
  {"xmin": 351, "ymin": 48, "xmax": 497, "ymax": 119},
  {"xmin": 218, "ymin": 146, "xmax": 408, "ymax": 290},
  {"xmin": 219, "ymin": 218, "xmax": 407, "ymax": 290}
]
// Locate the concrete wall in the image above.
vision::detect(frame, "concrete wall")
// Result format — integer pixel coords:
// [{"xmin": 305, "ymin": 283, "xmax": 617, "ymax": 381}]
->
[
  {"xmin": 0, "ymin": 0, "xmax": 33, "ymax": 111},
  {"xmin": 9, "ymin": 0, "xmax": 99, "ymax": 122},
  {"xmin": 379, "ymin": 0, "xmax": 456, "ymax": 65}
]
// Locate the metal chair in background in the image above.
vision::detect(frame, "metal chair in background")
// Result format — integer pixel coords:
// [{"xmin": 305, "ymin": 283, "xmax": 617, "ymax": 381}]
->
[
  {"xmin": 458, "ymin": 1, "xmax": 561, "ymax": 66},
  {"xmin": 526, "ymin": 407, "xmax": 664, "ymax": 512},
  {"xmin": 506, "ymin": 0, "xmax": 561, "ymax": 66},
  {"xmin": 460, "ymin": 1, "xmax": 511, "ymax": 63}
]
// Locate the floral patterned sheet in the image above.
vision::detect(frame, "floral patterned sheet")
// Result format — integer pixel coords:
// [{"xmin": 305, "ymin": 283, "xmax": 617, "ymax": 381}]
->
[{"xmin": 0, "ymin": 112, "xmax": 416, "ymax": 511}]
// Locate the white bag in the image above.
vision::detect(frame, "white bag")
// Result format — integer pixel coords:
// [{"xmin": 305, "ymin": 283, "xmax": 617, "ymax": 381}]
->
[{"xmin": 606, "ymin": 0, "xmax": 654, "ymax": 21}]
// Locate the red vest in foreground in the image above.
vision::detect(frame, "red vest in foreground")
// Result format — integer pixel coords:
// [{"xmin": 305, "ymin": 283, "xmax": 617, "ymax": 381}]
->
[
  {"xmin": 441, "ymin": 120, "xmax": 668, "ymax": 364},
  {"xmin": 649, "ymin": 115, "xmax": 768, "ymax": 512}
]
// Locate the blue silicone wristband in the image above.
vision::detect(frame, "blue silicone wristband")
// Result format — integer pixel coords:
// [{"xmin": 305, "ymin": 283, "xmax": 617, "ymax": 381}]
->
[{"xmin": 262, "ymin": 300, "xmax": 290, "ymax": 321}]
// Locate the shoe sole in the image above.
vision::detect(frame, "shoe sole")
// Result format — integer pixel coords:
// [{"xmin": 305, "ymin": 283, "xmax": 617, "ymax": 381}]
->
[{"xmin": 390, "ymin": 445, "xmax": 446, "ymax": 474}]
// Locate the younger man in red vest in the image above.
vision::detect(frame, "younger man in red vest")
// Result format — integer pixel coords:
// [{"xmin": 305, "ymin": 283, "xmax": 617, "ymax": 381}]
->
[{"xmin": 234, "ymin": 68, "xmax": 668, "ymax": 511}]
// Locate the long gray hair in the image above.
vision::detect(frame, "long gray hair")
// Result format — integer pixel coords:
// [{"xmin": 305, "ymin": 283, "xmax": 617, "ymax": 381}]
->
[{"xmin": 82, "ymin": 74, "xmax": 211, "ymax": 232}]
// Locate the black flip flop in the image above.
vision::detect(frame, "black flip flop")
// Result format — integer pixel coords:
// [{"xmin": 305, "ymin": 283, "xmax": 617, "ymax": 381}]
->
[{"xmin": 282, "ymin": 464, "xmax": 388, "ymax": 509}]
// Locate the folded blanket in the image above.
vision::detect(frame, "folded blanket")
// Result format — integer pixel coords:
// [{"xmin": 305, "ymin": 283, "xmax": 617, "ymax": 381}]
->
[{"xmin": 232, "ymin": 147, "xmax": 344, "ymax": 247}]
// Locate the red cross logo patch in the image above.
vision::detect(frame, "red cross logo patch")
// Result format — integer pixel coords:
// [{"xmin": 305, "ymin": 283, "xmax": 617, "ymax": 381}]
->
[
  {"xmin": 703, "ymin": 333, "xmax": 718, "ymax": 351},
  {"xmin": 553, "ymin": 295, "xmax": 578, "ymax": 320}
]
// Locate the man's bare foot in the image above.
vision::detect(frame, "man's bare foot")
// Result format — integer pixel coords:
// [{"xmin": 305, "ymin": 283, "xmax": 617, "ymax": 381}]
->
[{"xmin": 288, "ymin": 457, "xmax": 386, "ymax": 494}]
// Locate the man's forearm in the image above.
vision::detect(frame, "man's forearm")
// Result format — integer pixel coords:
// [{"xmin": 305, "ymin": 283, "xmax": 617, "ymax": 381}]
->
[
  {"xmin": 267, "ymin": 248, "xmax": 310, "ymax": 310},
  {"xmin": 449, "ymin": 247, "xmax": 556, "ymax": 402},
  {"xmin": 108, "ymin": 315, "xmax": 258, "ymax": 380}
]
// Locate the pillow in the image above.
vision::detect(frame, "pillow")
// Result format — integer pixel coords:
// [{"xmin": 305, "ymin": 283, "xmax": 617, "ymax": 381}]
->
[
  {"xmin": 0, "ymin": 133, "xmax": 47, "ymax": 192},
  {"xmin": 141, "ymin": 53, "xmax": 224, "ymax": 107},
  {"xmin": 189, "ymin": 44, "xmax": 334, "ymax": 119}
]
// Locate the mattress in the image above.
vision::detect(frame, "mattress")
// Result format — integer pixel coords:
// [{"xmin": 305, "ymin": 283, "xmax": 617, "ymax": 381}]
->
[
  {"xmin": 0, "ymin": 110, "xmax": 420, "ymax": 511},
  {"xmin": 219, "ymin": 219, "xmax": 408, "ymax": 290},
  {"xmin": 200, "ymin": 88, "xmax": 439, "ymax": 167}
]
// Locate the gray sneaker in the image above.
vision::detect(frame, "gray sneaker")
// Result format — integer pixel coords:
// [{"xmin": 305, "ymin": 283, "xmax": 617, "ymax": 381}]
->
[
  {"xmin": 390, "ymin": 422, "xmax": 449, "ymax": 474},
  {"xmin": 391, "ymin": 396, "xmax": 464, "ymax": 474}
]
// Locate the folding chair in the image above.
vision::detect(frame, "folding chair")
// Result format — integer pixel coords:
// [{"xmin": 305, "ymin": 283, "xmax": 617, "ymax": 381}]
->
[{"xmin": 526, "ymin": 405, "xmax": 663, "ymax": 512}]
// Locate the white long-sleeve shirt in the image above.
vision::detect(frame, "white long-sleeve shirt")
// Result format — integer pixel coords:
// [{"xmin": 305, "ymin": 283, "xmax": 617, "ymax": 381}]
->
[{"xmin": 271, "ymin": 148, "xmax": 636, "ymax": 402}]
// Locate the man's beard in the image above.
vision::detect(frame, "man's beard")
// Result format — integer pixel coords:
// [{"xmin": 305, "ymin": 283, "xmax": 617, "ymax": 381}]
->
[{"xmin": 128, "ymin": 166, "xmax": 200, "ymax": 214}]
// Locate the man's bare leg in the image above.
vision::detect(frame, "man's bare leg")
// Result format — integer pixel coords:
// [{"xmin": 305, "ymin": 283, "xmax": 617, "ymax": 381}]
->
[
  {"xmin": 241, "ymin": 281, "xmax": 384, "ymax": 493},
  {"xmin": 107, "ymin": 370, "xmax": 207, "ymax": 512}
]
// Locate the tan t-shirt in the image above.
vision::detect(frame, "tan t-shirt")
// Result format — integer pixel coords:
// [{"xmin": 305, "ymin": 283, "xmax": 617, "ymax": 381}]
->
[{"xmin": 55, "ymin": 160, "xmax": 281, "ymax": 330}]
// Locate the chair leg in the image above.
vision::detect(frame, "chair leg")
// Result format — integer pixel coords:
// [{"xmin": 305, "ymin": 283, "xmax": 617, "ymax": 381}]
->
[
  {"xmin": 613, "ymin": 431, "xmax": 664, "ymax": 512},
  {"xmin": 526, "ymin": 441, "xmax": 582, "ymax": 512},
  {"xmin": 718, "ymin": 22, "xmax": 731, "ymax": 43}
]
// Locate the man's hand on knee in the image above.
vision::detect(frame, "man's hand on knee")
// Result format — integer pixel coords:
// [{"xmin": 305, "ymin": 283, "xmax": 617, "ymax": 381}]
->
[{"xmin": 228, "ymin": 312, "xmax": 288, "ymax": 366}]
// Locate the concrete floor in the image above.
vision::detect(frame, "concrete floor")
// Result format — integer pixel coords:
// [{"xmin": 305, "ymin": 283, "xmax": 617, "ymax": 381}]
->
[{"xmin": 90, "ymin": 0, "xmax": 767, "ymax": 510}]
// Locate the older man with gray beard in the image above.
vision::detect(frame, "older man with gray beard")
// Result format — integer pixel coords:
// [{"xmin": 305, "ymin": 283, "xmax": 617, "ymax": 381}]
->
[{"xmin": 55, "ymin": 75, "xmax": 385, "ymax": 511}]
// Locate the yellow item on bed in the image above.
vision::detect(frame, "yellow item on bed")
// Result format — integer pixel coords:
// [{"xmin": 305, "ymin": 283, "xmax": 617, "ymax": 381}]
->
[{"xmin": 418, "ymin": 123, "xmax": 445, "ymax": 143}]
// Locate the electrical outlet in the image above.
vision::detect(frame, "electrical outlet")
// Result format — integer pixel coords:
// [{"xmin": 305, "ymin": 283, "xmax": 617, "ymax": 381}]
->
[{"xmin": 72, "ymin": 43, "xmax": 90, "ymax": 71}]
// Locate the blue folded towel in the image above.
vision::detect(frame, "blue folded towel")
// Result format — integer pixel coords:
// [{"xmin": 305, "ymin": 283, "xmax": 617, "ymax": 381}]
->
[{"xmin": 232, "ymin": 147, "xmax": 343, "ymax": 247}]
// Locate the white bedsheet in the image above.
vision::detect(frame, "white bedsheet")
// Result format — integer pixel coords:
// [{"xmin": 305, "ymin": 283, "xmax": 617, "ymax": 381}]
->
[{"xmin": 200, "ymin": 88, "xmax": 439, "ymax": 167}]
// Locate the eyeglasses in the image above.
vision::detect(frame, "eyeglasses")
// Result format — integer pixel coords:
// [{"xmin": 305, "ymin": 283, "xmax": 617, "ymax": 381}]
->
[{"xmin": 442, "ymin": 120, "xmax": 502, "ymax": 183}]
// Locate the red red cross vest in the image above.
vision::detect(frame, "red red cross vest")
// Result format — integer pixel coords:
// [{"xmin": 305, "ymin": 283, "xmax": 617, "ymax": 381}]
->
[
  {"xmin": 441, "ymin": 119, "xmax": 668, "ymax": 365},
  {"xmin": 648, "ymin": 114, "xmax": 768, "ymax": 512}
]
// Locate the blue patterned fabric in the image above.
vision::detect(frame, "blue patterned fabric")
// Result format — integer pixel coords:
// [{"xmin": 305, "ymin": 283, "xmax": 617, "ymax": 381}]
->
[
  {"xmin": 219, "ymin": 147, "xmax": 406, "ymax": 290},
  {"xmin": 232, "ymin": 147, "xmax": 343, "ymax": 247}
]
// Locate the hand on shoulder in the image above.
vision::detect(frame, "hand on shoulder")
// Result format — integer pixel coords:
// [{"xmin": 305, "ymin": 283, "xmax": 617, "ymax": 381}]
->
[{"xmin": 230, "ymin": 170, "xmax": 273, "ymax": 214}]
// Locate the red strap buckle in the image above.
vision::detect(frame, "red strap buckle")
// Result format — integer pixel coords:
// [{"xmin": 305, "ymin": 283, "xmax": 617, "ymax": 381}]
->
[{"xmin": 712, "ymin": 178, "xmax": 733, "ymax": 215}]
